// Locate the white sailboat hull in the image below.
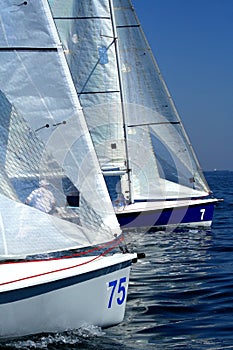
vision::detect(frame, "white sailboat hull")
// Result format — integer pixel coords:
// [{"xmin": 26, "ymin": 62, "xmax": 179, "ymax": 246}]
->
[{"xmin": 0, "ymin": 253, "xmax": 136, "ymax": 339}]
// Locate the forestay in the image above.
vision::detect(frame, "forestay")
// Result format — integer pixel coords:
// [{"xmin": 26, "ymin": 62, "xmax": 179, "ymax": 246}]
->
[
  {"xmin": 50, "ymin": 0, "xmax": 210, "ymax": 203},
  {"xmin": 0, "ymin": 0, "xmax": 121, "ymax": 259}
]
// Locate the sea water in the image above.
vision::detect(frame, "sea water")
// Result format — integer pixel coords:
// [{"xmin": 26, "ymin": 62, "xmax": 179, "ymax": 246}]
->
[{"xmin": 1, "ymin": 171, "xmax": 232, "ymax": 350}]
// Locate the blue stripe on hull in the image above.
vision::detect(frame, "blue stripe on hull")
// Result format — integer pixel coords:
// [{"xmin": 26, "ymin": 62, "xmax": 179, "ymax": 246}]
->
[
  {"xmin": 117, "ymin": 202, "xmax": 215, "ymax": 229},
  {"xmin": 0, "ymin": 260, "xmax": 131, "ymax": 305}
]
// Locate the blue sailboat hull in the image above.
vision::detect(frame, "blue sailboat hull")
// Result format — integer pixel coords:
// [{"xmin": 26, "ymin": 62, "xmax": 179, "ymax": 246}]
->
[{"xmin": 116, "ymin": 199, "xmax": 218, "ymax": 230}]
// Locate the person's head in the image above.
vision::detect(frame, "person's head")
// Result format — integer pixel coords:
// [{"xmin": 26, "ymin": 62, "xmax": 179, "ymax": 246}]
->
[{"xmin": 39, "ymin": 180, "xmax": 49, "ymax": 188}]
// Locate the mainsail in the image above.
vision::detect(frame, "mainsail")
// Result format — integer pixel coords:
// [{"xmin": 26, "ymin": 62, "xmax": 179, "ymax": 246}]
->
[
  {"xmin": 0, "ymin": 0, "xmax": 121, "ymax": 259},
  {"xmin": 112, "ymin": 0, "xmax": 210, "ymax": 200},
  {"xmin": 49, "ymin": 0, "xmax": 210, "ymax": 203}
]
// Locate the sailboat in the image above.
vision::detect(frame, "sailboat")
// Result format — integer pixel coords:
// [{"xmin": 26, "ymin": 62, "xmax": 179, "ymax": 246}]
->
[
  {"xmin": 49, "ymin": 0, "xmax": 219, "ymax": 230},
  {"xmin": 0, "ymin": 0, "xmax": 140, "ymax": 339}
]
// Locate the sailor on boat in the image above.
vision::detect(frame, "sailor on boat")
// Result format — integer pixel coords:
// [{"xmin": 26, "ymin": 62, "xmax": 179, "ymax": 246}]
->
[{"xmin": 25, "ymin": 180, "xmax": 56, "ymax": 214}]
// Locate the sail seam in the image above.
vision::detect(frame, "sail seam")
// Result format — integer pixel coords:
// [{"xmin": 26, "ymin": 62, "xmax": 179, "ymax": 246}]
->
[{"xmin": 116, "ymin": 25, "xmax": 140, "ymax": 28}]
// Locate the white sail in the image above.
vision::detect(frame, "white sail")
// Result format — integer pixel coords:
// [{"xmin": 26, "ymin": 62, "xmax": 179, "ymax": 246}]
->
[
  {"xmin": 49, "ymin": 0, "xmax": 128, "ymax": 172},
  {"xmin": 113, "ymin": 0, "xmax": 210, "ymax": 200},
  {"xmin": 0, "ymin": 0, "xmax": 121, "ymax": 259},
  {"xmin": 49, "ymin": 0, "xmax": 210, "ymax": 202}
]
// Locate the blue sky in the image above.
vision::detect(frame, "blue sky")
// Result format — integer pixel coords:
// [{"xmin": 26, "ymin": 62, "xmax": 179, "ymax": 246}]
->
[{"xmin": 132, "ymin": 0, "xmax": 233, "ymax": 171}]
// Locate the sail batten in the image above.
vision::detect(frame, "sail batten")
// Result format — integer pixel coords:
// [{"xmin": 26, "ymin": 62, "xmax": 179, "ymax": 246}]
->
[
  {"xmin": 116, "ymin": 24, "xmax": 140, "ymax": 28},
  {"xmin": 128, "ymin": 121, "xmax": 181, "ymax": 127},
  {"xmin": 79, "ymin": 90, "xmax": 120, "ymax": 95},
  {"xmin": 54, "ymin": 16, "xmax": 111, "ymax": 20},
  {"xmin": 0, "ymin": 48, "xmax": 57, "ymax": 51}
]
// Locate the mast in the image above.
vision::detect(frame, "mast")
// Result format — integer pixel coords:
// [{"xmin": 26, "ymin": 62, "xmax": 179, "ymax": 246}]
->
[{"xmin": 108, "ymin": 0, "xmax": 134, "ymax": 204}]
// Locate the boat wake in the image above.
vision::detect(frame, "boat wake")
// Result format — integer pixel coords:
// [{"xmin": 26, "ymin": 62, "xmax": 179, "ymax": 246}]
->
[{"xmin": 0, "ymin": 325, "xmax": 104, "ymax": 349}]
